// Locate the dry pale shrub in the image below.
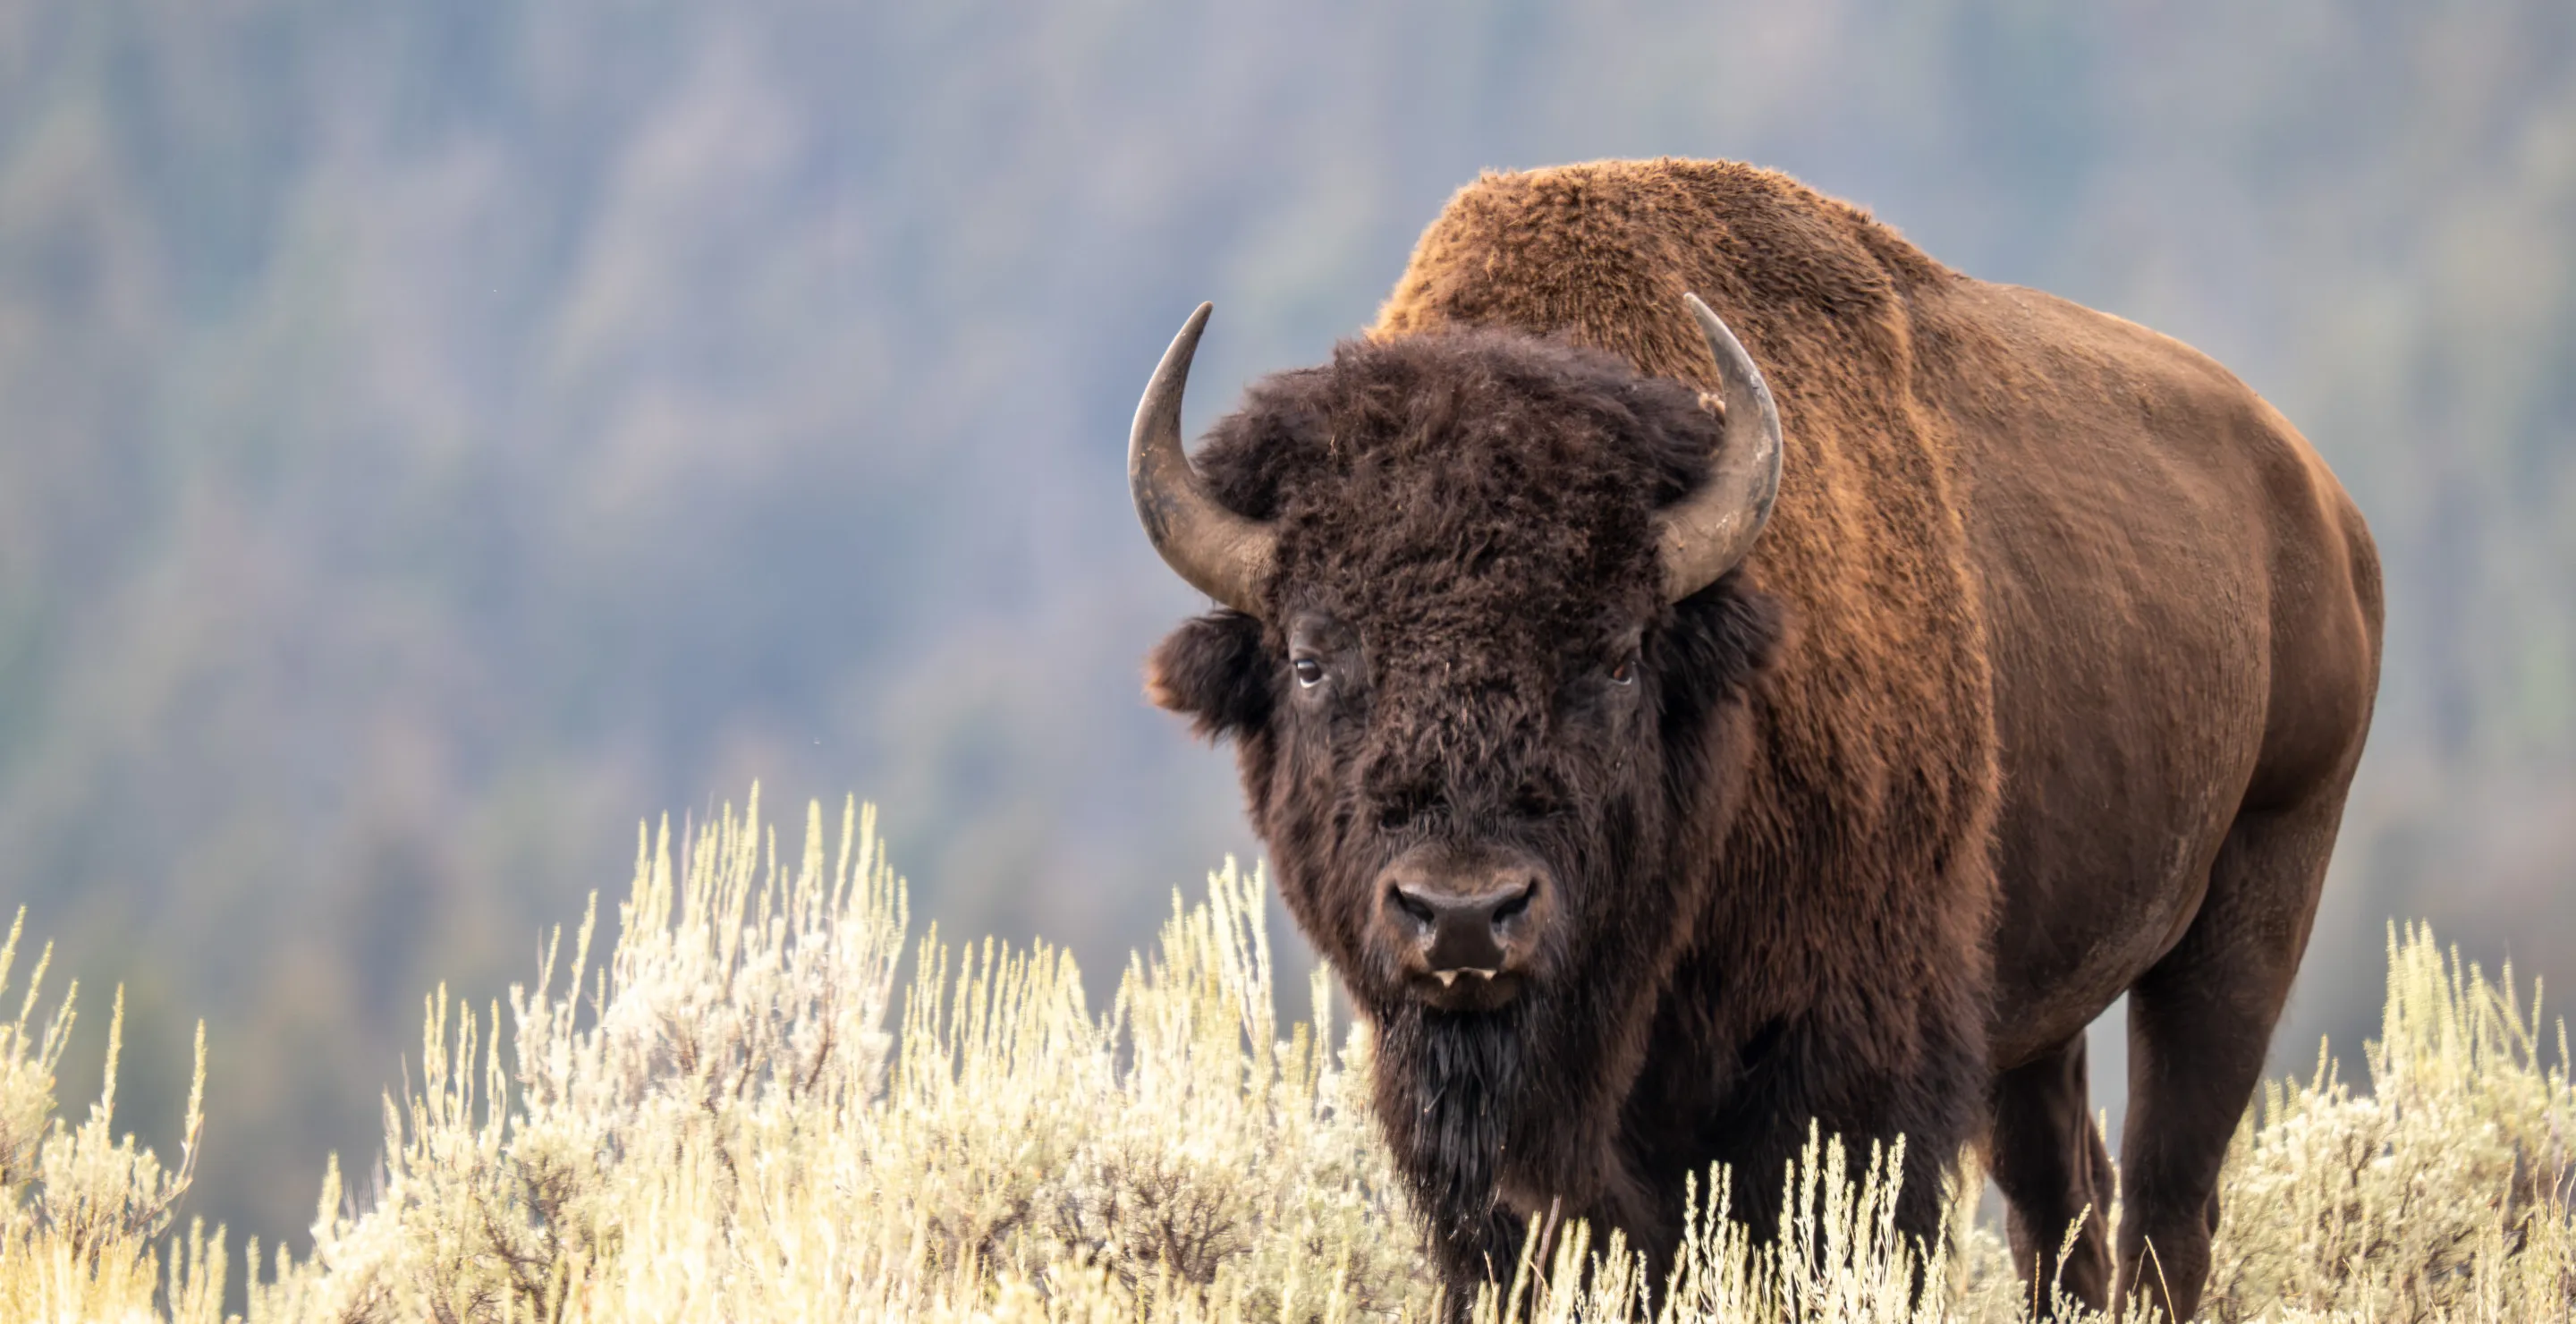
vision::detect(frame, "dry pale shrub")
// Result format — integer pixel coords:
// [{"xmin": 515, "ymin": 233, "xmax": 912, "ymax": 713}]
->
[
  {"xmin": 2199, "ymin": 925, "xmax": 2576, "ymax": 1322},
  {"xmin": 0, "ymin": 907, "xmax": 217, "ymax": 1324},
  {"xmin": 241, "ymin": 789, "xmax": 1427, "ymax": 1323},
  {"xmin": 0, "ymin": 794, "xmax": 2569, "ymax": 1323}
]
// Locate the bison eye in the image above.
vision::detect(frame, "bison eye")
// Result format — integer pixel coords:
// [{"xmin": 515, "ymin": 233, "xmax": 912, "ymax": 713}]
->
[
  {"xmin": 1292, "ymin": 657, "xmax": 1326, "ymax": 688},
  {"xmin": 1609, "ymin": 656, "xmax": 1638, "ymax": 686}
]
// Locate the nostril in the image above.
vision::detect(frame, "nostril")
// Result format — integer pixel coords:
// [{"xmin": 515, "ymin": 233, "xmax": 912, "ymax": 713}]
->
[{"xmin": 1379, "ymin": 852, "xmax": 1548, "ymax": 972}]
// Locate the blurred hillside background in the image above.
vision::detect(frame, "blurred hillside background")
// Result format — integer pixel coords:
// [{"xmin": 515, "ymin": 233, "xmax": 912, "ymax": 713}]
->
[{"xmin": 2, "ymin": 0, "xmax": 2570, "ymax": 1255}]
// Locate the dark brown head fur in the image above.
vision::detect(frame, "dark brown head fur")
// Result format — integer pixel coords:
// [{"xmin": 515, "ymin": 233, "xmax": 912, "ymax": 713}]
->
[{"xmin": 1148, "ymin": 329, "xmax": 1786, "ymax": 1274}]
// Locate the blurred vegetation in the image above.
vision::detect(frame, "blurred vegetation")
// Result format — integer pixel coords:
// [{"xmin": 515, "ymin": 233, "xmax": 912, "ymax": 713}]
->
[
  {"xmin": 3, "ymin": 800, "xmax": 2570, "ymax": 1320},
  {"xmin": 0, "ymin": 0, "xmax": 2570, "ymax": 1261}
]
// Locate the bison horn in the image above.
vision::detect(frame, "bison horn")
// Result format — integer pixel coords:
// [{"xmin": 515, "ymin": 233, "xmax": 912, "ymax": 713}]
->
[
  {"xmin": 1659, "ymin": 293, "xmax": 1784, "ymax": 602},
  {"xmin": 1130, "ymin": 302, "xmax": 1275, "ymax": 614}
]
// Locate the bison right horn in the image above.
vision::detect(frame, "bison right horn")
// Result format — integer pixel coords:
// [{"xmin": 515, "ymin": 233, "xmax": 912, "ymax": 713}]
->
[
  {"xmin": 1659, "ymin": 293, "xmax": 1784, "ymax": 602},
  {"xmin": 1129, "ymin": 302, "xmax": 1275, "ymax": 614}
]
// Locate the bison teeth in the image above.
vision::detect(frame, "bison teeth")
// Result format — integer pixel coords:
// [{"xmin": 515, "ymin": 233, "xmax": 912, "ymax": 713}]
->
[
  {"xmin": 1429, "ymin": 968, "xmax": 1501, "ymax": 988},
  {"xmin": 1433, "ymin": 970, "xmax": 1458, "ymax": 988}
]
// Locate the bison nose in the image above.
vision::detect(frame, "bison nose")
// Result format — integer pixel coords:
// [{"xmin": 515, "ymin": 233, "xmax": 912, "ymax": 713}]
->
[{"xmin": 1378, "ymin": 855, "xmax": 1547, "ymax": 979}]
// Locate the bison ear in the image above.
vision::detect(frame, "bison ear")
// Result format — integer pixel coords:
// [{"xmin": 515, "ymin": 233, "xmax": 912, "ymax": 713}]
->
[
  {"xmin": 1658, "ymin": 572, "xmax": 1787, "ymax": 707},
  {"xmin": 1145, "ymin": 611, "xmax": 1274, "ymax": 740}
]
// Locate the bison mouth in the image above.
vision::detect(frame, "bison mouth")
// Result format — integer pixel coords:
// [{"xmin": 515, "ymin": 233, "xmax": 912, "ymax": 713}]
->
[{"xmin": 1408, "ymin": 964, "xmax": 1529, "ymax": 1013}]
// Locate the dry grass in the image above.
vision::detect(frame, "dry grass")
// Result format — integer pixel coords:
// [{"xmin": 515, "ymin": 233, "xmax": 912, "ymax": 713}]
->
[{"xmin": 2, "ymin": 792, "xmax": 2568, "ymax": 1321}]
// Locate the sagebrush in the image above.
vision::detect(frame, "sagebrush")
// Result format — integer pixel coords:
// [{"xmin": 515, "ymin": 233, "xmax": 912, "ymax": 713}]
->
[{"xmin": 2, "ymin": 793, "xmax": 2568, "ymax": 1321}]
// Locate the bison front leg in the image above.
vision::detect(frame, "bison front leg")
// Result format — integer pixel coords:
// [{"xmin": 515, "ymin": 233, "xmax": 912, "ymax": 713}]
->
[
  {"xmin": 1989, "ymin": 1033, "xmax": 2116, "ymax": 1316},
  {"xmin": 1697, "ymin": 1071, "xmax": 1972, "ymax": 1305}
]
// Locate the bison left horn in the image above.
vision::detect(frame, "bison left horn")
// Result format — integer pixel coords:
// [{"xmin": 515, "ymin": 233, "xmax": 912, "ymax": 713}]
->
[
  {"xmin": 1129, "ymin": 301, "xmax": 1275, "ymax": 614},
  {"xmin": 1661, "ymin": 293, "xmax": 1784, "ymax": 602}
]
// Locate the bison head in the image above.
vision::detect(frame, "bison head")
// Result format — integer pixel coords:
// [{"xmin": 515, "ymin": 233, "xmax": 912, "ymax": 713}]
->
[{"xmin": 1133, "ymin": 301, "xmax": 1785, "ymax": 1241}]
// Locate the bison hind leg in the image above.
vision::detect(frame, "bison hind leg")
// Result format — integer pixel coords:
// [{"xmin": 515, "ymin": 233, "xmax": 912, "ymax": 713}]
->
[
  {"xmin": 1989, "ymin": 1033, "xmax": 2116, "ymax": 1317},
  {"xmin": 2117, "ymin": 789, "xmax": 2349, "ymax": 1323}
]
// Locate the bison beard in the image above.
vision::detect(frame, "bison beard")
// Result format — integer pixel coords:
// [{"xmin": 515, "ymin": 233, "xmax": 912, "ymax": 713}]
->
[
  {"xmin": 1382, "ymin": 1006, "xmax": 1534, "ymax": 1286},
  {"xmin": 1133, "ymin": 158, "xmax": 2383, "ymax": 1322}
]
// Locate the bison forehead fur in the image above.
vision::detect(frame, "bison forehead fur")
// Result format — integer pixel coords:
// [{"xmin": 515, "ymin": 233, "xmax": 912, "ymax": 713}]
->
[
  {"xmin": 1164, "ymin": 329, "xmax": 1778, "ymax": 825},
  {"xmin": 1203, "ymin": 329, "xmax": 1699, "ymax": 624},
  {"xmin": 1137, "ymin": 157, "xmax": 2382, "ymax": 1322}
]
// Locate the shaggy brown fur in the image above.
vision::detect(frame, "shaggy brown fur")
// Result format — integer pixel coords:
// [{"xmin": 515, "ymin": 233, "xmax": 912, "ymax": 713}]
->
[{"xmin": 1143, "ymin": 159, "xmax": 2382, "ymax": 1321}]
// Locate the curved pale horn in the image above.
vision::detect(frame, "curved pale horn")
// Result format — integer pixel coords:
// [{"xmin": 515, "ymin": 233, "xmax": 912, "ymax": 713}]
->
[
  {"xmin": 1658, "ymin": 293, "xmax": 1784, "ymax": 601},
  {"xmin": 1129, "ymin": 302, "xmax": 1275, "ymax": 613}
]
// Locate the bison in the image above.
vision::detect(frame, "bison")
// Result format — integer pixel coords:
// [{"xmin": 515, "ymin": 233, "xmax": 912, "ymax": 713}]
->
[{"xmin": 1131, "ymin": 158, "xmax": 2381, "ymax": 1320}]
